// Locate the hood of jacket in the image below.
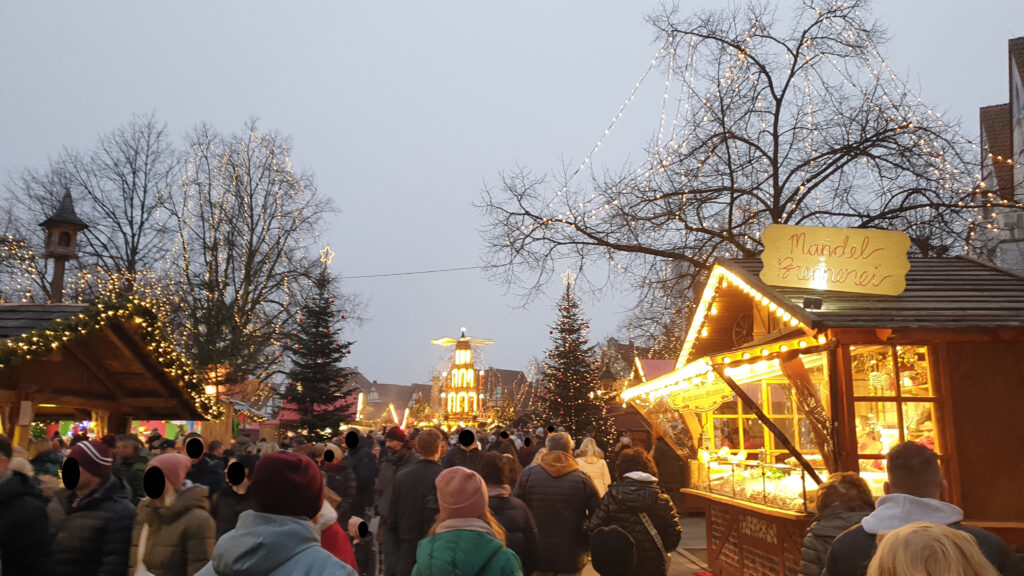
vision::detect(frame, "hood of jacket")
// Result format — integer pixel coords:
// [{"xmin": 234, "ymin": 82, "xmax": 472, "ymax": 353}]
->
[
  {"xmin": 0, "ymin": 470, "xmax": 45, "ymax": 505},
  {"xmin": 606, "ymin": 475, "xmax": 661, "ymax": 510},
  {"xmin": 539, "ymin": 450, "xmax": 579, "ymax": 478},
  {"xmin": 208, "ymin": 510, "xmax": 321, "ymax": 576},
  {"xmin": 578, "ymin": 455, "xmax": 603, "ymax": 465},
  {"xmin": 413, "ymin": 528, "xmax": 506, "ymax": 576},
  {"xmin": 860, "ymin": 493, "xmax": 963, "ymax": 535},
  {"xmin": 314, "ymin": 499, "xmax": 338, "ymax": 535},
  {"xmin": 142, "ymin": 481, "xmax": 211, "ymax": 524},
  {"xmin": 54, "ymin": 473, "xmax": 129, "ymax": 513},
  {"xmin": 809, "ymin": 508, "xmax": 872, "ymax": 539}
]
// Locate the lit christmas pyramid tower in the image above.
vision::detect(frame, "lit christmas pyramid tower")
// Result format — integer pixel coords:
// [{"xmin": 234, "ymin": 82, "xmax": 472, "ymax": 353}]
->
[{"xmin": 431, "ymin": 328, "xmax": 493, "ymax": 425}]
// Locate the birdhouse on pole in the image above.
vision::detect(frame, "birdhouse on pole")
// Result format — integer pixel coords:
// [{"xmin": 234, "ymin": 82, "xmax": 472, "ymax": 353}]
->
[{"xmin": 39, "ymin": 190, "xmax": 88, "ymax": 303}]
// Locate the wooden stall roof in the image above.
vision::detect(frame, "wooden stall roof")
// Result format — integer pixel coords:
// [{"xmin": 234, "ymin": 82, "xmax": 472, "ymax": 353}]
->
[
  {"xmin": 725, "ymin": 257, "xmax": 1024, "ymax": 330},
  {"xmin": 0, "ymin": 304, "xmax": 87, "ymax": 337}
]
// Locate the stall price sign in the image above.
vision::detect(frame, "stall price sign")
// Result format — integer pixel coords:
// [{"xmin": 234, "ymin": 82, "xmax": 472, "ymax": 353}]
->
[
  {"xmin": 669, "ymin": 380, "xmax": 734, "ymax": 413},
  {"xmin": 760, "ymin": 224, "xmax": 911, "ymax": 296}
]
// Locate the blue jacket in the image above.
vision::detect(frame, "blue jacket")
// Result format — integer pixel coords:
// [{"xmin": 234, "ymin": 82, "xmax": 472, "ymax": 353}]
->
[{"xmin": 195, "ymin": 510, "xmax": 358, "ymax": 576}]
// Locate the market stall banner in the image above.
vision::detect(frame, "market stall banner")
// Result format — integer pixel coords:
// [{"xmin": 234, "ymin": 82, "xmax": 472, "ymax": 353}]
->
[
  {"xmin": 760, "ymin": 224, "xmax": 911, "ymax": 296},
  {"xmin": 668, "ymin": 380, "xmax": 735, "ymax": 413}
]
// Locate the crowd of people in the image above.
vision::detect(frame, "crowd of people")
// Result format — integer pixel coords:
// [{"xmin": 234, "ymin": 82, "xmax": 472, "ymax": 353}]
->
[
  {"xmin": 1, "ymin": 425, "xmax": 1020, "ymax": 576},
  {"xmin": 0, "ymin": 425, "xmax": 685, "ymax": 576}
]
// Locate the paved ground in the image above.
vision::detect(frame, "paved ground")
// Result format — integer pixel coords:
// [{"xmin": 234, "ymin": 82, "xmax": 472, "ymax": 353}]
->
[{"xmin": 581, "ymin": 514, "xmax": 710, "ymax": 576}]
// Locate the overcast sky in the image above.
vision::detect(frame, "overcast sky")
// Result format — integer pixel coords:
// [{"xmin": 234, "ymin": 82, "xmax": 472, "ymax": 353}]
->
[{"xmin": 2, "ymin": 2, "xmax": 1022, "ymax": 386}]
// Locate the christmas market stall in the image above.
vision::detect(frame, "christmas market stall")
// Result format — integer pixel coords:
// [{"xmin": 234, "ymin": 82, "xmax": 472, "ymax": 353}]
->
[
  {"xmin": 621, "ymin": 225, "xmax": 1024, "ymax": 575},
  {"xmin": 0, "ymin": 297, "xmax": 223, "ymax": 447}
]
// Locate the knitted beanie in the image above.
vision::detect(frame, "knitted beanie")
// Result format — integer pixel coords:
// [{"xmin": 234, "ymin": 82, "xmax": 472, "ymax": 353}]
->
[
  {"xmin": 385, "ymin": 426, "xmax": 408, "ymax": 443},
  {"xmin": 68, "ymin": 440, "xmax": 112, "ymax": 480},
  {"xmin": 250, "ymin": 451, "xmax": 324, "ymax": 519},
  {"xmin": 435, "ymin": 466, "xmax": 487, "ymax": 520},
  {"xmin": 148, "ymin": 453, "xmax": 192, "ymax": 492}
]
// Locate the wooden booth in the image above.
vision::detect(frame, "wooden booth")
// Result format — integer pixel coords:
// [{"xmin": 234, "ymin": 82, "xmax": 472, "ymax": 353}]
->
[
  {"xmin": 0, "ymin": 298, "xmax": 223, "ymax": 447},
  {"xmin": 623, "ymin": 253, "xmax": 1024, "ymax": 575}
]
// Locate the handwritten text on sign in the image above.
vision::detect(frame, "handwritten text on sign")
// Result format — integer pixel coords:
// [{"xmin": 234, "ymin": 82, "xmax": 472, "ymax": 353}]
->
[{"xmin": 760, "ymin": 225, "xmax": 910, "ymax": 295}]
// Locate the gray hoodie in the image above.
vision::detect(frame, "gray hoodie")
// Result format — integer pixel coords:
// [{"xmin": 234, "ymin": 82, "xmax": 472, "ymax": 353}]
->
[{"xmin": 195, "ymin": 510, "xmax": 356, "ymax": 576}]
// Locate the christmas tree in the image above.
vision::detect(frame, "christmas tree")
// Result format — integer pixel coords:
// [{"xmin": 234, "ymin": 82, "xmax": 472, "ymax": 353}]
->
[
  {"xmin": 280, "ymin": 258, "xmax": 356, "ymax": 441},
  {"xmin": 537, "ymin": 274, "xmax": 615, "ymax": 444}
]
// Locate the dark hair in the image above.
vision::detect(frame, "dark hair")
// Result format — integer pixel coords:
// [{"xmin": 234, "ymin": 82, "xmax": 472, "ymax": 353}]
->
[
  {"xmin": 815, "ymin": 472, "xmax": 874, "ymax": 513},
  {"xmin": 616, "ymin": 447, "xmax": 658, "ymax": 478},
  {"xmin": 230, "ymin": 453, "xmax": 259, "ymax": 475},
  {"xmin": 479, "ymin": 451, "xmax": 513, "ymax": 486},
  {"xmin": 116, "ymin": 434, "xmax": 141, "ymax": 453},
  {"xmin": 0, "ymin": 434, "xmax": 11, "ymax": 459},
  {"xmin": 208, "ymin": 440, "xmax": 223, "ymax": 453},
  {"xmin": 415, "ymin": 429, "xmax": 443, "ymax": 458},
  {"xmin": 887, "ymin": 441, "xmax": 942, "ymax": 497}
]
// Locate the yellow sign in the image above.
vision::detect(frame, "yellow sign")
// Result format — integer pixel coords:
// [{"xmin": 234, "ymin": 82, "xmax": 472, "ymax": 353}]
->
[
  {"xmin": 760, "ymin": 224, "xmax": 910, "ymax": 296},
  {"xmin": 668, "ymin": 380, "xmax": 734, "ymax": 413}
]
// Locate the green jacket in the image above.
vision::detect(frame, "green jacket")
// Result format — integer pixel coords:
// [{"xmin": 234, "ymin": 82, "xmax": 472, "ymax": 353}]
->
[{"xmin": 412, "ymin": 529, "xmax": 522, "ymax": 576}]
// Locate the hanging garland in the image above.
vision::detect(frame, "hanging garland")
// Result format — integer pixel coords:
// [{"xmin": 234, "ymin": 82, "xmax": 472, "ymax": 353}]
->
[{"xmin": 0, "ymin": 294, "xmax": 224, "ymax": 420}]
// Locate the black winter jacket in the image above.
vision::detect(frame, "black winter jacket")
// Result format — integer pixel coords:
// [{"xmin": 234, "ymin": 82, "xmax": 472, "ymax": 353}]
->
[
  {"xmin": 375, "ymin": 446, "xmax": 419, "ymax": 528},
  {"xmin": 652, "ymin": 439, "xmax": 686, "ymax": 490},
  {"xmin": 0, "ymin": 471, "xmax": 51, "ymax": 575},
  {"xmin": 488, "ymin": 485, "xmax": 539, "ymax": 576},
  {"xmin": 348, "ymin": 440, "xmax": 379, "ymax": 514},
  {"xmin": 442, "ymin": 444, "xmax": 483, "ymax": 472},
  {"xmin": 513, "ymin": 451, "xmax": 600, "ymax": 574},
  {"xmin": 30, "ymin": 448, "xmax": 63, "ymax": 478},
  {"xmin": 210, "ymin": 486, "xmax": 254, "ymax": 539},
  {"xmin": 388, "ymin": 459, "xmax": 442, "ymax": 543},
  {"xmin": 188, "ymin": 455, "xmax": 227, "ymax": 494},
  {"xmin": 799, "ymin": 507, "xmax": 870, "ymax": 576},
  {"xmin": 587, "ymin": 474, "xmax": 681, "ymax": 576},
  {"xmin": 47, "ymin": 475, "xmax": 137, "ymax": 576},
  {"xmin": 325, "ymin": 457, "xmax": 358, "ymax": 525}
]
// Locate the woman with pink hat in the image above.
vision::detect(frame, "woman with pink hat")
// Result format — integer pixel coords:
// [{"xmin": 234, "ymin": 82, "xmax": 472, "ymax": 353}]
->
[{"xmin": 411, "ymin": 466, "xmax": 522, "ymax": 576}]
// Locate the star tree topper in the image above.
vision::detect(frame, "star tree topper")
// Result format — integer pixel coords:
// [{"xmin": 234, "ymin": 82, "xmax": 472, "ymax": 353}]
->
[
  {"xmin": 561, "ymin": 268, "xmax": 577, "ymax": 285},
  {"xmin": 319, "ymin": 245, "xmax": 335, "ymax": 265}
]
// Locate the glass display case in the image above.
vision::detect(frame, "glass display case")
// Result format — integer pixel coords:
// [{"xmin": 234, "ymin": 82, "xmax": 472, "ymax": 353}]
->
[{"xmin": 690, "ymin": 450, "xmax": 822, "ymax": 512}]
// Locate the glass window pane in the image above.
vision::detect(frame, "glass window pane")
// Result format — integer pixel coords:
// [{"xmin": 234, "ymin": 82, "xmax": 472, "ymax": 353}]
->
[
  {"xmin": 902, "ymin": 402, "xmax": 940, "ymax": 453},
  {"xmin": 855, "ymin": 402, "xmax": 900, "ymax": 453},
  {"xmin": 897, "ymin": 346, "xmax": 932, "ymax": 397},
  {"xmin": 771, "ymin": 418, "xmax": 795, "ymax": 452},
  {"xmin": 768, "ymin": 383, "xmax": 794, "ymax": 415},
  {"xmin": 858, "ymin": 459, "xmax": 888, "ymax": 497},
  {"xmin": 851, "ymin": 345, "xmax": 896, "ymax": 396}
]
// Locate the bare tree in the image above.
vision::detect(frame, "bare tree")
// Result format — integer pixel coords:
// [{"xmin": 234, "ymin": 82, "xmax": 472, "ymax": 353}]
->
[
  {"xmin": 479, "ymin": 0, "xmax": 982, "ymax": 330},
  {"xmin": 167, "ymin": 120, "xmax": 331, "ymax": 406},
  {"xmin": 3, "ymin": 113, "xmax": 181, "ymax": 300}
]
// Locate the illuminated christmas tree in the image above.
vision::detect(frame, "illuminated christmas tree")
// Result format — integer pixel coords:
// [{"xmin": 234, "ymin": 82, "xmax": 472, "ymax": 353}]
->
[
  {"xmin": 280, "ymin": 248, "xmax": 356, "ymax": 441},
  {"xmin": 537, "ymin": 270, "xmax": 614, "ymax": 443}
]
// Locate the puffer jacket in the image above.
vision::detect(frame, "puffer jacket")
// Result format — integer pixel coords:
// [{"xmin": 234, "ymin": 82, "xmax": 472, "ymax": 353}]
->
[
  {"xmin": 196, "ymin": 510, "xmax": 358, "ymax": 576},
  {"xmin": 575, "ymin": 455, "xmax": 611, "ymax": 497},
  {"xmin": 348, "ymin": 438, "xmax": 380, "ymax": 515},
  {"xmin": 513, "ymin": 450, "xmax": 600, "ymax": 574},
  {"xmin": 411, "ymin": 523, "xmax": 522, "ymax": 576},
  {"xmin": 47, "ymin": 474, "xmax": 136, "ymax": 576},
  {"xmin": 587, "ymin": 472, "xmax": 682, "ymax": 576},
  {"xmin": 799, "ymin": 507, "xmax": 871, "ymax": 576},
  {"xmin": 0, "ymin": 471, "xmax": 51, "ymax": 575},
  {"xmin": 211, "ymin": 485, "xmax": 254, "ymax": 539},
  {"xmin": 30, "ymin": 448, "xmax": 63, "ymax": 478},
  {"xmin": 130, "ymin": 481, "xmax": 216, "ymax": 576},
  {"xmin": 487, "ymin": 485, "xmax": 539, "ymax": 576},
  {"xmin": 113, "ymin": 452, "xmax": 150, "ymax": 504},
  {"xmin": 374, "ymin": 446, "xmax": 418, "ymax": 528},
  {"xmin": 325, "ymin": 457, "xmax": 358, "ymax": 525},
  {"xmin": 442, "ymin": 445, "xmax": 483, "ymax": 472}
]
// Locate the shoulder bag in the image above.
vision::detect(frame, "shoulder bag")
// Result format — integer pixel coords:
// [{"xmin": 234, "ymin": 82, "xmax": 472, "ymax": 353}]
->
[{"xmin": 639, "ymin": 511, "xmax": 672, "ymax": 570}]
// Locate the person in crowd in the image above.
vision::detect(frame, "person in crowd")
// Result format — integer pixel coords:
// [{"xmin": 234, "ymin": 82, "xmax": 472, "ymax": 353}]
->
[
  {"xmin": 574, "ymin": 437, "xmax": 611, "ymax": 497},
  {"xmin": 800, "ymin": 472, "xmax": 875, "ymax": 576},
  {"xmin": 412, "ymin": 466, "xmax": 523, "ymax": 576},
  {"xmin": 479, "ymin": 451, "xmax": 539, "ymax": 576},
  {"xmin": 518, "ymin": 435, "xmax": 538, "ymax": 468},
  {"xmin": 48, "ymin": 438, "xmax": 135, "ymax": 576},
  {"xmin": 589, "ymin": 526, "xmax": 636, "ymax": 576},
  {"xmin": 130, "ymin": 452, "xmax": 216, "ymax": 575},
  {"xmin": 443, "ymin": 428, "xmax": 484, "ymax": 472},
  {"xmin": 28, "ymin": 436, "xmax": 63, "ymax": 478},
  {"xmin": 208, "ymin": 440, "xmax": 226, "ymax": 462},
  {"xmin": 197, "ymin": 451, "xmax": 357, "ymax": 575},
  {"xmin": 347, "ymin": 431, "xmax": 380, "ymax": 518},
  {"xmin": 0, "ymin": 434, "xmax": 51, "ymax": 575},
  {"xmin": 825, "ymin": 442, "xmax": 1021, "ymax": 576},
  {"xmin": 866, "ymin": 521, "xmax": 1000, "ymax": 576},
  {"xmin": 488, "ymin": 431, "xmax": 524, "ymax": 484},
  {"xmin": 527, "ymin": 447, "xmax": 548, "ymax": 467},
  {"xmin": 607, "ymin": 435, "xmax": 632, "ymax": 480},
  {"xmin": 389, "ymin": 428, "xmax": 445, "ymax": 576},
  {"xmin": 186, "ymin": 432, "xmax": 227, "ymax": 495},
  {"xmin": 211, "ymin": 453, "xmax": 258, "ymax": 539},
  {"xmin": 113, "ymin": 434, "xmax": 150, "ymax": 505},
  {"xmin": 146, "ymin": 432, "xmax": 164, "ymax": 453},
  {"xmin": 514, "ymin": 432, "xmax": 600, "ymax": 576},
  {"xmin": 324, "ymin": 442, "xmax": 358, "ymax": 526},
  {"xmin": 651, "ymin": 435, "xmax": 687, "ymax": 515},
  {"xmin": 350, "ymin": 514, "xmax": 377, "ymax": 576},
  {"xmin": 587, "ymin": 447, "xmax": 681, "ymax": 576},
  {"xmin": 315, "ymin": 488, "xmax": 359, "ymax": 572},
  {"xmin": 375, "ymin": 426, "xmax": 420, "ymax": 576}
]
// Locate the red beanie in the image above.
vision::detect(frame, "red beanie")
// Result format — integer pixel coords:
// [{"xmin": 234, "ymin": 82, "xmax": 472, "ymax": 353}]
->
[
  {"xmin": 435, "ymin": 466, "xmax": 487, "ymax": 520},
  {"xmin": 250, "ymin": 451, "xmax": 323, "ymax": 519},
  {"xmin": 68, "ymin": 440, "xmax": 112, "ymax": 480},
  {"xmin": 385, "ymin": 426, "xmax": 408, "ymax": 443}
]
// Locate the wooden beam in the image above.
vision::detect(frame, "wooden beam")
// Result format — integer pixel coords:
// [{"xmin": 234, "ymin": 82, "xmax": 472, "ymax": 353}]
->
[
  {"xmin": 106, "ymin": 322, "xmax": 201, "ymax": 420},
  {"xmin": 62, "ymin": 339, "xmax": 124, "ymax": 400}
]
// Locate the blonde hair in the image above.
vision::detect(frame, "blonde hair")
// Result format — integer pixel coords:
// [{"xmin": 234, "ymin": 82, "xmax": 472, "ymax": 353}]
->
[
  {"xmin": 575, "ymin": 437, "xmax": 604, "ymax": 460},
  {"xmin": 867, "ymin": 522, "xmax": 999, "ymax": 576},
  {"xmin": 427, "ymin": 507, "xmax": 507, "ymax": 545},
  {"xmin": 530, "ymin": 447, "xmax": 548, "ymax": 466}
]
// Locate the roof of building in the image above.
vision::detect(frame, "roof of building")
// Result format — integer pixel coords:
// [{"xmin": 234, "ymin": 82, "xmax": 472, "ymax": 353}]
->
[
  {"xmin": 1010, "ymin": 37, "xmax": 1024, "ymax": 94},
  {"xmin": 725, "ymin": 257, "xmax": 1024, "ymax": 330},
  {"xmin": 980, "ymin": 104, "xmax": 1014, "ymax": 201},
  {"xmin": 39, "ymin": 191, "xmax": 88, "ymax": 229},
  {"xmin": 635, "ymin": 359, "xmax": 676, "ymax": 382},
  {"xmin": 0, "ymin": 304, "xmax": 88, "ymax": 338},
  {"xmin": 358, "ymin": 381, "xmax": 431, "ymax": 410}
]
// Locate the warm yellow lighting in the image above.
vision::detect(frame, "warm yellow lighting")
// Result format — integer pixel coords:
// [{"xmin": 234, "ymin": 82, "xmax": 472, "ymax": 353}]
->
[
  {"xmin": 817, "ymin": 335, "xmax": 827, "ymax": 344},
  {"xmin": 780, "ymin": 345, "xmax": 788, "ymax": 352},
  {"xmin": 38, "ymin": 403, "xmax": 57, "ymax": 408},
  {"xmin": 723, "ymin": 357, "xmax": 731, "ymax": 363},
  {"xmin": 799, "ymin": 341, "xmax": 807, "ymax": 347},
  {"xmin": 710, "ymin": 304, "xmax": 718, "ymax": 315},
  {"xmin": 742, "ymin": 353, "xmax": 751, "ymax": 359},
  {"xmin": 204, "ymin": 385, "xmax": 217, "ymax": 396},
  {"xmin": 761, "ymin": 349, "xmax": 769, "ymax": 356}
]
